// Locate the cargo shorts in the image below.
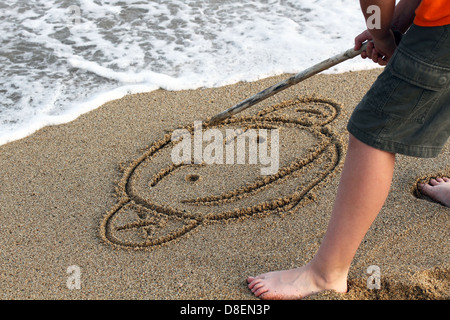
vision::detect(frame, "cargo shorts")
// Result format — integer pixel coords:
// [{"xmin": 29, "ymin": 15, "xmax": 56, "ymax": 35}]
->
[{"xmin": 347, "ymin": 24, "xmax": 450, "ymax": 158}]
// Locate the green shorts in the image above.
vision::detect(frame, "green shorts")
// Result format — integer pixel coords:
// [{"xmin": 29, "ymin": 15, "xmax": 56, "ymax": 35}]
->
[{"xmin": 347, "ymin": 24, "xmax": 450, "ymax": 158}]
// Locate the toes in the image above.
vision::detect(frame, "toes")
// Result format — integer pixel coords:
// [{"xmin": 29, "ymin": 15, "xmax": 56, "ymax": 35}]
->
[
  {"xmin": 253, "ymin": 285, "xmax": 269, "ymax": 298},
  {"xmin": 247, "ymin": 274, "xmax": 265, "ymax": 284},
  {"xmin": 419, "ymin": 183, "xmax": 433, "ymax": 193},
  {"xmin": 417, "ymin": 177, "xmax": 450, "ymax": 207},
  {"xmin": 419, "ymin": 183, "xmax": 436, "ymax": 198},
  {"xmin": 429, "ymin": 178, "xmax": 439, "ymax": 186},
  {"xmin": 248, "ymin": 279, "xmax": 264, "ymax": 291},
  {"xmin": 247, "ymin": 277, "xmax": 270, "ymax": 297},
  {"xmin": 418, "ymin": 183, "xmax": 428, "ymax": 191},
  {"xmin": 419, "ymin": 177, "xmax": 450, "ymax": 190},
  {"xmin": 247, "ymin": 278, "xmax": 259, "ymax": 290}
]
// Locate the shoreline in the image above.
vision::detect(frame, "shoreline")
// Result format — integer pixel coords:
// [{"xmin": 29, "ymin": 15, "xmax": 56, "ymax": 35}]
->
[
  {"xmin": 0, "ymin": 69, "xmax": 448, "ymax": 300},
  {"xmin": 0, "ymin": 66, "xmax": 383, "ymax": 148}
]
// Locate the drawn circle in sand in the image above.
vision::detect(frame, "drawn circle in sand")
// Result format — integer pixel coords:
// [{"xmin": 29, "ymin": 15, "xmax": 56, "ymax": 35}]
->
[{"xmin": 100, "ymin": 96, "xmax": 345, "ymax": 249}]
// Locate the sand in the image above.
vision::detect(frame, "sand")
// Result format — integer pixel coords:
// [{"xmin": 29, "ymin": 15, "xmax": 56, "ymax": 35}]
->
[{"xmin": 0, "ymin": 69, "xmax": 448, "ymax": 300}]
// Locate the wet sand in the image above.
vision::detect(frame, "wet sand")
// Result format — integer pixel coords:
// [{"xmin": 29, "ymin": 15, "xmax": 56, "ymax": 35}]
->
[{"xmin": 0, "ymin": 69, "xmax": 448, "ymax": 300}]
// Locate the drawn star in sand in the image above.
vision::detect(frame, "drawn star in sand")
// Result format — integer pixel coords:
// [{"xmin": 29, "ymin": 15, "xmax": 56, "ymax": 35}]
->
[{"xmin": 100, "ymin": 97, "xmax": 345, "ymax": 249}]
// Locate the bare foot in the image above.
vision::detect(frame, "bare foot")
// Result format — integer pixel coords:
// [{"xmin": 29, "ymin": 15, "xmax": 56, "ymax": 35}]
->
[
  {"xmin": 247, "ymin": 263, "xmax": 347, "ymax": 300},
  {"xmin": 419, "ymin": 177, "xmax": 450, "ymax": 208}
]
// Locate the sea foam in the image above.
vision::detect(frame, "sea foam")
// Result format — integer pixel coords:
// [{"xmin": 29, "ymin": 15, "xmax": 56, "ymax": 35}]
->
[{"xmin": 0, "ymin": 0, "xmax": 378, "ymax": 146}]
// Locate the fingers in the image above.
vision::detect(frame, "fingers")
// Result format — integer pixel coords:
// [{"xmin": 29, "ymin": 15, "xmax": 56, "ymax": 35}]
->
[
  {"xmin": 369, "ymin": 45, "xmax": 382, "ymax": 64},
  {"xmin": 354, "ymin": 30, "xmax": 372, "ymax": 50},
  {"xmin": 362, "ymin": 41, "xmax": 388, "ymax": 66},
  {"xmin": 371, "ymin": 46, "xmax": 379, "ymax": 63},
  {"xmin": 354, "ymin": 38, "xmax": 363, "ymax": 51},
  {"xmin": 355, "ymin": 30, "xmax": 393, "ymax": 66},
  {"xmin": 375, "ymin": 53, "xmax": 388, "ymax": 66},
  {"xmin": 378, "ymin": 57, "xmax": 388, "ymax": 66},
  {"xmin": 360, "ymin": 41, "xmax": 376, "ymax": 60}
]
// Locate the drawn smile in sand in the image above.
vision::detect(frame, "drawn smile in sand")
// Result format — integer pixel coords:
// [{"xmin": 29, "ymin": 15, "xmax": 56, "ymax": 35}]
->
[{"xmin": 100, "ymin": 97, "xmax": 345, "ymax": 249}]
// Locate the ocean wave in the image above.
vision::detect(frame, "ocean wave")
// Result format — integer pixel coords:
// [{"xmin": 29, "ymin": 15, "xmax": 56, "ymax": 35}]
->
[{"xmin": 0, "ymin": 0, "xmax": 376, "ymax": 145}]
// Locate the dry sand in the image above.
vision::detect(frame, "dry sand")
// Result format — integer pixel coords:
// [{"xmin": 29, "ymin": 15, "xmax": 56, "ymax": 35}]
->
[{"xmin": 0, "ymin": 69, "xmax": 448, "ymax": 300}]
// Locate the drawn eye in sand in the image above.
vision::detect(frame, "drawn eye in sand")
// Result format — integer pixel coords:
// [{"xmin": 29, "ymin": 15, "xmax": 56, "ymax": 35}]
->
[{"xmin": 100, "ymin": 97, "xmax": 344, "ymax": 249}]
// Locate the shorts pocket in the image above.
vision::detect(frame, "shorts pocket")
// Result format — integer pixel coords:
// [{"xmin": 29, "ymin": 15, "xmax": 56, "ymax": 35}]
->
[
  {"xmin": 379, "ymin": 49, "xmax": 450, "ymax": 123},
  {"xmin": 390, "ymin": 48, "xmax": 450, "ymax": 91}
]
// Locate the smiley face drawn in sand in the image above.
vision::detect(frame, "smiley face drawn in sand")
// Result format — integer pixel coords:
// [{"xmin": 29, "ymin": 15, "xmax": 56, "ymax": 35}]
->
[{"xmin": 100, "ymin": 97, "xmax": 345, "ymax": 249}]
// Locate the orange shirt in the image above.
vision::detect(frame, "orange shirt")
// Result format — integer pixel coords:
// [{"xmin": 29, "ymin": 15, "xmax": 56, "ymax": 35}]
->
[{"xmin": 414, "ymin": 0, "xmax": 450, "ymax": 27}]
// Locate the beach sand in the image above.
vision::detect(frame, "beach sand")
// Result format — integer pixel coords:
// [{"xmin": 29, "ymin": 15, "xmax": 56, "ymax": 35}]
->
[{"xmin": 0, "ymin": 69, "xmax": 448, "ymax": 300}]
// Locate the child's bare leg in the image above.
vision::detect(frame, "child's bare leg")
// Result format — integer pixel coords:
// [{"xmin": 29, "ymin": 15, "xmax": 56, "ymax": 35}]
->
[
  {"xmin": 248, "ymin": 134, "xmax": 396, "ymax": 299},
  {"xmin": 419, "ymin": 177, "xmax": 450, "ymax": 207}
]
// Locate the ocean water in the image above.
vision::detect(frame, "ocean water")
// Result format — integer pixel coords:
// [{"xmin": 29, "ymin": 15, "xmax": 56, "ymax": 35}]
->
[{"xmin": 0, "ymin": 0, "xmax": 377, "ymax": 146}]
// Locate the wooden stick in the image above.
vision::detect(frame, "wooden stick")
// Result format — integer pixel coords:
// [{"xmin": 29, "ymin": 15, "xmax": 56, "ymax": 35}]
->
[{"xmin": 208, "ymin": 43, "xmax": 368, "ymax": 125}]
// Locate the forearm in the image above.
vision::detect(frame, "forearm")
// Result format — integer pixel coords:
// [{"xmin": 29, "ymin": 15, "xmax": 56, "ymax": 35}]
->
[{"xmin": 391, "ymin": 0, "xmax": 422, "ymax": 33}]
